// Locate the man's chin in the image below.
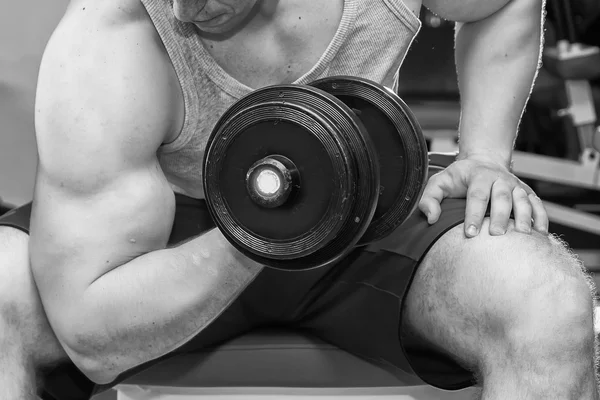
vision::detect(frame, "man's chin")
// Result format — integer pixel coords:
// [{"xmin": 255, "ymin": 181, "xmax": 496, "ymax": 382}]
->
[
  {"xmin": 194, "ymin": 5, "xmax": 258, "ymax": 37},
  {"xmin": 194, "ymin": 16, "xmax": 239, "ymax": 35},
  {"xmin": 195, "ymin": 25, "xmax": 230, "ymax": 35}
]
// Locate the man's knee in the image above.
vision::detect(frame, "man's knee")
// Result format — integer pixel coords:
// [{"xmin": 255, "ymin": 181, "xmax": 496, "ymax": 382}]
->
[
  {"xmin": 0, "ymin": 226, "xmax": 65, "ymax": 366},
  {"xmin": 0, "ymin": 226, "xmax": 31, "ymax": 302},
  {"xmin": 0, "ymin": 226, "xmax": 34, "ymax": 326},
  {"xmin": 420, "ymin": 218, "xmax": 594, "ymax": 345},
  {"xmin": 0, "ymin": 226, "xmax": 28, "ymax": 262}
]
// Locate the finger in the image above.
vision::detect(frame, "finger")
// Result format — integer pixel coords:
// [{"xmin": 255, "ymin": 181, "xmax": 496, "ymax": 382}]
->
[
  {"xmin": 529, "ymin": 193, "xmax": 549, "ymax": 234},
  {"xmin": 418, "ymin": 174, "xmax": 446, "ymax": 224},
  {"xmin": 512, "ymin": 186, "xmax": 532, "ymax": 234},
  {"xmin": 489, "ymin": 180, "xmax": 513, "ymax": 235},
  {"xmin": 520, "ymin": 181, "xmax": 536, "ymax": 195},
  {"xmin": 464, "ymin": 178, "xmax": 492, "ymax": 237}
]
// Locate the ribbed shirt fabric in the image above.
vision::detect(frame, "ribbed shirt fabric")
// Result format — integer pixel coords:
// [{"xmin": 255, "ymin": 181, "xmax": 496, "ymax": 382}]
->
[{"xmin": 140, "ymin": 0, "xmax": 421, "ymax": 199}]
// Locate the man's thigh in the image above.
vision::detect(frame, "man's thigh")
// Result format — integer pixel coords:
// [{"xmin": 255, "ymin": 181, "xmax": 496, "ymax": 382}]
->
[
  {"xmin": 0, "ymin": 205, "xmax": 71, "ymax": 395},
  {"xmin": 0, "ymin": 203, "xmax": 92, "ymax": 399},
  {"xmin": 401, "ymin": 207, "xmax": 592, "ymax": 387},
  {"xmin": 295, "ymin": 197, "xmax": 477, "ymax": 391}
]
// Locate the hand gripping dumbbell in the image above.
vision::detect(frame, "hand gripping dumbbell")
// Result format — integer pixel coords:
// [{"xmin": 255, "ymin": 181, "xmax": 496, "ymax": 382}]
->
[{"xmin": 203, "ymin": 76, "xmax": 428, "ymax": 271}]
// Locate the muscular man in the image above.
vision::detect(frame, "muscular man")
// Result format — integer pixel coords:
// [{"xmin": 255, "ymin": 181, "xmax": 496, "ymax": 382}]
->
[{"xmin": 0, "ymin": 0, "xmax": 596, "ymax": 399}]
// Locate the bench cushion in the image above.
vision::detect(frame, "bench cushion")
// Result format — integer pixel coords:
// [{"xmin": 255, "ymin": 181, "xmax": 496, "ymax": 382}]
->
[{"xmin": 122, "ymin": 329, "xmax": 424, "ymax": 388}]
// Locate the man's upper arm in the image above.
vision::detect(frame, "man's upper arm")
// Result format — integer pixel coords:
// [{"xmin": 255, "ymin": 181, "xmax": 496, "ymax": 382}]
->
[{"xmin": 30, "ymin": 0, "xmax": 181, "ymax": 346}]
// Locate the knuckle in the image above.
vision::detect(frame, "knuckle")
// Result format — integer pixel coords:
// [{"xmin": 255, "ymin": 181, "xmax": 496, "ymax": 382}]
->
[
  {"xmin": 520, "ymin": 182, "xmax": 534, "ymax": 193},
  {"xmin": 466, "ymin": 209, "xmax": 485, "ymax": 221},
  {"xmin": 492, "ymin": 208, "xmax": 511, "ymax": 218},
  {"xmin": 423, "ymin": 180, "xmax": 438, "ymax": 192},
  {"xmin": 469, "ymin": 189, "xmax": 490, "ymax": 202},
  {"xmin": 419, "ymin": 191, "xmax": 435, "ymax": 204},
  {"xmin": 426, "ymin": 174, "xmax": 446, "ymax": 190},
  {"xmin": 514, "ymin": 192, "xmax": 533, "ymax": 206},
  {"xmin": 494, "ymin": 190, "xmax": 512, "ymax": 202},
  {"xmin": 529, "ymin": 193, "xmax": 543, "ymax": 203},
  {"xmin": 428, "ymin": 171, "xmax": 444, "ymax": 183},
  {"xmin": 512, "ymin": 186, "xmax": 528, "ymax": 197}
]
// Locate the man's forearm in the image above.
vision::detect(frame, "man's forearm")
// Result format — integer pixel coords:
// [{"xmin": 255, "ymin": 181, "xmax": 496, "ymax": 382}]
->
[
  {"xmin": 74, "ymin": 229, "xmax": 263, "ymax": 382},
  {"xmin": 455, "ymin": 0, "xmax": 545, "ymax": 168}
]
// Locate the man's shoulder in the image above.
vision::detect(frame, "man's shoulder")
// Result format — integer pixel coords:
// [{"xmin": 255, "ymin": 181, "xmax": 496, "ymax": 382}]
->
[
  {"xmin": 64, "ymin": 0, "xmax": 150, "ymax": 30},
  {"xmin": 38, "ymin": 0, "xmax": 182, "ymax": 149},
  {"xmin": 52, "ymin": 0, "xmax": 169, "ymax": 76},
  {"xmin": 55, "ymin": 0, "xmax": 170, "ymax": 71}
]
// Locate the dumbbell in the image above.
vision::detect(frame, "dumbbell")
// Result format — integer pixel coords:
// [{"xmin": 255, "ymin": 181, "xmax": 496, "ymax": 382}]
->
[
  {"xmin": 310, "ymin": 77, "xmax": 429, "ymax": 243},
  {"xmin": 203, "ymin": 76, "xmax": 428, "ymax": 271}
]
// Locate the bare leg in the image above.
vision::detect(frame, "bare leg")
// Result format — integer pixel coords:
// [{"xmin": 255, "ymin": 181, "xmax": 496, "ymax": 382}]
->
[
  {"xmin": 0, "ymin": 227, "xmax": 68, "ymax": 400},
  {"xmin": 403, "ymin": 219, "xmax": 598, "ymax": 400}
]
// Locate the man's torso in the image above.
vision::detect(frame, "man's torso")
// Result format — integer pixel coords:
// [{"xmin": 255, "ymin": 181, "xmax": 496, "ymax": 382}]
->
[
  {"xmin": 199, "ymin": 1, "xmax": 345, "ymax": 89},
  {"xmin": 90, "ymin": 0, "xmax": 423, "ymax": 199}
]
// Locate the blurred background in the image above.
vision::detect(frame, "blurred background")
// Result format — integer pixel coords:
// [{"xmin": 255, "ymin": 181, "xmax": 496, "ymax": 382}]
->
[{"xmin": 0, "ymin": 0, "xmax": 69, "ymax": 206}]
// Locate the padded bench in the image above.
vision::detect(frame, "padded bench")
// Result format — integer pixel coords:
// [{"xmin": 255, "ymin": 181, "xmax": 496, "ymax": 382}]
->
[{"xmin": 115, "ymin": 329, "xmax": 476, "ymax": 400}]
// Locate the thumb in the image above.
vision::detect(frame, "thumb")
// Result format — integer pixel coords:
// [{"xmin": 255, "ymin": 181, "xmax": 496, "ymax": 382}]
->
[
  {"xmin": 419, "ymin": 197, "xmax": 441, "ymax": 224},
  {"xmin": 418, "ymin": 176, "xmax": 447, "ymax": 224}
]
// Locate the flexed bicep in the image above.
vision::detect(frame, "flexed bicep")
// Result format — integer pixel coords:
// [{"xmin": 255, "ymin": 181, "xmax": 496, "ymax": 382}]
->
[{"xmin": 30, "ymin": 0, "xmax": 183, "ymax": 372}]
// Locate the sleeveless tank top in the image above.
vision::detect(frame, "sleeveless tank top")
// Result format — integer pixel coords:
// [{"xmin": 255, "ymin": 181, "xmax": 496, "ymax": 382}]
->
[{"xmin": 140, "ymin": 0, "xmax": 421, "ymax": 199}]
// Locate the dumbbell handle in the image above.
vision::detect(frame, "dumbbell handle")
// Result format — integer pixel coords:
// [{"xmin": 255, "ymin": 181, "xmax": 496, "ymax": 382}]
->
[{"xmin": 246, "ymin": 155, "xmax": 300, "ymax": 209}]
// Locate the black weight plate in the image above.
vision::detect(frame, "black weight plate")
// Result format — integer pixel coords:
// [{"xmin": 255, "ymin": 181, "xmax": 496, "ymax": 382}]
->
[
  {"xmin": 310, "ymin": 76, "xmax": 429, "ymax": 244},
  {"xmin": 203, "ymin": 85, "xmax": 380, "ymax": 270},
  {"xmin": 213, "ymin": 103, "xmax": 353, "ymax": 257}
]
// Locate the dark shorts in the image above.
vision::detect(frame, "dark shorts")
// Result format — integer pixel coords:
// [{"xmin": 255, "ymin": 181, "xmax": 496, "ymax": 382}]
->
[{"xmin": 0, "ymin": 176, "xmax": 475, "ymax": 400}]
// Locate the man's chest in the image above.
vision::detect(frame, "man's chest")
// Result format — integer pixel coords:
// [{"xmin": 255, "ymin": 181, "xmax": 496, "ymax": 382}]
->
[{"xmin": 199, "ymin": 1, "xmax": 344, "ymax": 89}]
